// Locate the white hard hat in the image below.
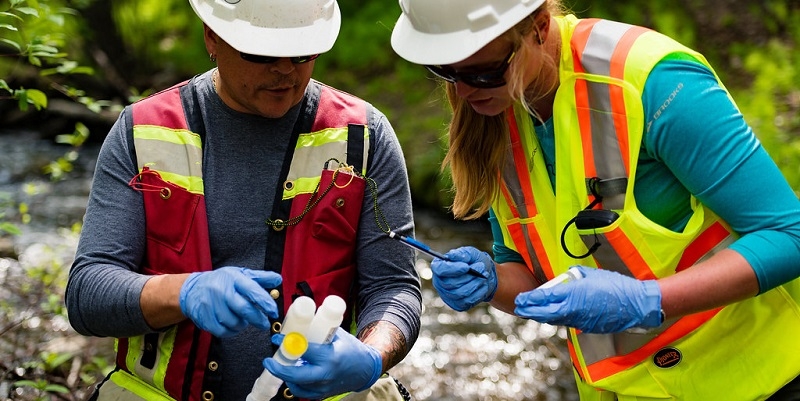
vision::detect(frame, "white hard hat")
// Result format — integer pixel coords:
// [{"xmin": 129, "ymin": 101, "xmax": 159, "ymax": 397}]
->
[
  {"xmin": 391, "ymin": 0, "xmax": 545, "ymax": 65},
  {"xmin": 189, "ymin": 0, "xmax": 341, "ymax": 57}
]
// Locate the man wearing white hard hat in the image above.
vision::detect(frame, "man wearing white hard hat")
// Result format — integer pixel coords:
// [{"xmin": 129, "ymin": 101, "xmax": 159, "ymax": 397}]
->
[
  {"xmin": 391, "ymin": 0, "xmax": 800, "ymax": 400},
  {"xmin": 66, "ymin": 1, "xmax": 421, "ymax": 400}
]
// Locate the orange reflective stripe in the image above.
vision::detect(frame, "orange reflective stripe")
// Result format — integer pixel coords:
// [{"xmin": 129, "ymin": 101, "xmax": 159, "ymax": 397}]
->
[
  {"xmin": 603, "ymin": 228, "xmax": 655, "ymax": 280},
  {"xmin": 571, "ymin": 19, "xmax": 600, "ymax": 74},
  {"xmin": 585, "ymin": 308, "xmax": 722, "ymax": 381},
  {"xmin": 676, "ymin": 221, "xmax": 732, "ymax": 271},
  {"xmin": 567, "ymin": 336, "xmax": 588, "ymax": 381},
  {"xmin": 507, "ymin": 108, "xmax": 538, "ymax": 216}
]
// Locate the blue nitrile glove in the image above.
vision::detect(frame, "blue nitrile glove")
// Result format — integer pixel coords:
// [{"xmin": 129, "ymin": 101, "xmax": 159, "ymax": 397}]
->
[
  {"xmin": 263, "ymin": 327, "xmax": 383, "ymax": 399},
  {"xmin": 431, "ymin": 246, "xmax": 498, "ymax": 312},
  {"xmin": 178, "ymin": 266, "xmax": 282, "ymax": 337},
  {"xmin": 513, "ymin": 265, "xmax": 662, "ymax": 333}
]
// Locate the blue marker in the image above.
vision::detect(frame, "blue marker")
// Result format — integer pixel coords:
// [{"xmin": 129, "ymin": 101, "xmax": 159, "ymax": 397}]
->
[
  {"xmin": 389, "ymin": 231, "xmax": 449, "ymax": 260},
  {"xmin": 388, "ymin": 232, "xmax": 486, "ymax": 278}
]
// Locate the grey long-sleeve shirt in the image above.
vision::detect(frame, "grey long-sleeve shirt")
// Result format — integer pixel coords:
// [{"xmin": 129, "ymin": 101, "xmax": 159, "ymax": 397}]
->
[{"xmin": 66, "ymin": 71, "xmax": 422, "ymax": 400}]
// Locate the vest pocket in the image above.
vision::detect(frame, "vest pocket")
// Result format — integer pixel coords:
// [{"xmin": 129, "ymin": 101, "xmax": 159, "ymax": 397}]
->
[
  {"xmin": 281, "ymin": 169, "xmax": 365, "ymax": 308},
  {"xmin": 133, "ymin": 170, "xmax": 210, "ymax": 274}
]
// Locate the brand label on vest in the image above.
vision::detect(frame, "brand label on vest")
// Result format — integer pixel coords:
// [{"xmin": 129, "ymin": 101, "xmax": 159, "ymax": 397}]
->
[{"xmin": 653, "ymin": 347, "xmax": 681, "ymax": 368}]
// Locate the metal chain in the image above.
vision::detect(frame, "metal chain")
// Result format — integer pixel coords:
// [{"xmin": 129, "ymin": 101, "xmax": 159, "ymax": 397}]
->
[
  {"xmin": 266, "ymin": 159, "xmax": 349, "ymax": 230},
  {"xmin": 265, "ymin": 158, "xmax": 396, "ymax": 237}
]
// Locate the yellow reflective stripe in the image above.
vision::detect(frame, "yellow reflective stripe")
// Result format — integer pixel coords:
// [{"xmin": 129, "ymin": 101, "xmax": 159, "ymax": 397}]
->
[
  {"xmin": 122, "ymin": 329, "xmax": 178, "ymax": 395},
  {"xmin": 105, "ymin": 369, "xmax": 175, "ymax": 401},
  {"xmin": 323, "ymin": 393, "xmax": 350, "ymax": 401},
  {"xmin": 296, "ymin": 127, "xmax": 348, "ymax": 147},
  {"xmin": 133, "ymin": 125, "xmax": 204, "ymax": 193},
  {"xmin": 155, "ymin": 171, "xmax": 204, "ymax": 194},
  {"xmin": 283, "ymin": 126, "xmax": 369, "ymax": 200},
  {"xmin": 135, "ymin": 125, "xmax": 203, "ymax": 148}
]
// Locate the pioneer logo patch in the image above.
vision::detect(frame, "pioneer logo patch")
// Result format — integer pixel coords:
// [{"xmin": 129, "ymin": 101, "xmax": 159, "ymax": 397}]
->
[{"xmin": 653, "ymin": 347, "xmax": 681, "ymax": 368}]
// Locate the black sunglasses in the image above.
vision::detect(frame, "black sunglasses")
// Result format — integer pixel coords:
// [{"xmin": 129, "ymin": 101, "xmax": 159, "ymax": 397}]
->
[
  {"xmin": 425, "ymin": 49, "xmax": 516, "ymax": 89},
  {"xmin": 239, "ymin": 52, "xmax": 320, "ymax": 64}
]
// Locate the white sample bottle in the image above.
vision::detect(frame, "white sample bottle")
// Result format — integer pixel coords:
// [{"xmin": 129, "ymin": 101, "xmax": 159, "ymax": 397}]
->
[
  {"xmin": 538, "ymin": 266, "xmax": 584, "ymax": 289},
  {"xmin": 245, "ymin": 331, "xmax": 308, "ymax": 401},
  {"xmin": 280, "ymin": 296, "xmax": 316, "ymax": 335},
  {"xmin": 305, "ymin": 295, "xmax": 346, "ymax": 344}
]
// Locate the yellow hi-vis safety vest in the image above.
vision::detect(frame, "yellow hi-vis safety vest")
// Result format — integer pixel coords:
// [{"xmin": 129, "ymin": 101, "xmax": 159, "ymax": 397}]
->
[{"xmin": 492, "ymin": 15, "xmax": 800, "ymax": 400}]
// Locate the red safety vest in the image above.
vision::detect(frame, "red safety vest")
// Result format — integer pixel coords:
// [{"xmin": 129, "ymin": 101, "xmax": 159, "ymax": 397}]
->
[{"xmin": 99, "ymin": 77, "xmax": 370, "ymax": 401}]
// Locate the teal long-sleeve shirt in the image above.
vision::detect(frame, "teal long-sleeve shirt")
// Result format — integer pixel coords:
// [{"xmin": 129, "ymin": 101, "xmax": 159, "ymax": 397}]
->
[{"xmin": 490, "ymin": 58, "xmax": 800, "ymax": 293}]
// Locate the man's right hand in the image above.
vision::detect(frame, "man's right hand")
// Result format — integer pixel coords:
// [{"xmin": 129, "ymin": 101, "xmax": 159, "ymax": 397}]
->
[
  {"xmin": 431, "ymin": 246, "xmax": 498, "ymax": 312},
  {"xmin": 179, "ymin": 266, "xmax": 282, "ymax": 337}
]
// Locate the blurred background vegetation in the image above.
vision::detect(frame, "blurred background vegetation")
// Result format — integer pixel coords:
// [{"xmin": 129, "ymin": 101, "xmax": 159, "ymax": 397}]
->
[
  {"xmin": 2, "ymin": 0, "xmax": 798, "ymax": 210},
  {"xmin": 0, "ymin": 0, "xmax": 798, "ymax": 399}
]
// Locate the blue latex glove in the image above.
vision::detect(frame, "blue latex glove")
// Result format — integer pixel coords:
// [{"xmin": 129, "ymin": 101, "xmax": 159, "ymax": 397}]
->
[
  {"xmin": 178, "ymin": 266, "xmax": 282, "ymax": 337},
  {"xmin": 263, "ymin": 327, "xmax": 383, "ymax": 399},
  {"xmin": 431, "ymin": 246, "xmax": 498, "ymax": 312},
  {"xmin": 514, "ymin": 265, "xmax": 662, "ymax": 333}
]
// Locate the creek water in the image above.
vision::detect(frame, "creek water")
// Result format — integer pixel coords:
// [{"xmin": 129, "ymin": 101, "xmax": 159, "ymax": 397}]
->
[{"xmin": 0, "ymin": 130, "xmax": 578, "ymax": 401}]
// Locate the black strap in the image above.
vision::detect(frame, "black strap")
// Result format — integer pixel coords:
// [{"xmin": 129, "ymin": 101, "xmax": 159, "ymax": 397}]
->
[{"xmin": 346, "ymin": 123, "xmax": 365, "ymax": 172}]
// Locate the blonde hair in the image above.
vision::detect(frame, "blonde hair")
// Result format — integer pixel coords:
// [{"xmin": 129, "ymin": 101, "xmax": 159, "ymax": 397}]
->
[{"xmin": 443, "ymin": 0, "xmax": 564, "ymax": 220}]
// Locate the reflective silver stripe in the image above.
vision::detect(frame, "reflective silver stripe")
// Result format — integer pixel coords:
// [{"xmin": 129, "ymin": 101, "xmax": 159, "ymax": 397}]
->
[
  {"xmin": 134, "ymin": 137, "xmax": 203, "ymax": 178},
  {"xmin": 581, "ymin": 234, "xmax": 633, "ymax": 277},
  {"xmin": 579, "ymin": 20, "xmax": 636, "ymax": 210},
  {"xmin": 287, "ymin": 140, "xmax": 349, "ymax": 183},
  {"xmin": 577, "ymin": 317, "xmax": 679, "ymax": 365},
  {"xmin": 502, "ymin": 147, "xmax": 548, "ymax": 284}
]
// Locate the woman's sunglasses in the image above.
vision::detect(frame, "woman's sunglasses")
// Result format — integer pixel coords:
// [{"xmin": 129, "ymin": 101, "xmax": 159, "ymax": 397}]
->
[
  {"xmin": 239, "ymin": 52, "xmax": 320, "ymax": 64},
  {"xmin": 424, "ymin": 50, "xmax": 516, "ymax": 89}
]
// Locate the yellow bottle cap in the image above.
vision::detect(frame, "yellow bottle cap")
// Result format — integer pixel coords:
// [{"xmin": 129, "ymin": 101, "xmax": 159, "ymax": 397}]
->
[{"xmin": 281, "ymin": 331, "xmax": 309, "ymax": 360}]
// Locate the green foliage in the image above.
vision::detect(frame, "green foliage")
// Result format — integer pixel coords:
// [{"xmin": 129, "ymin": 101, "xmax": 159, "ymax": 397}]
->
[{"xmin": 1, "ymin": 230, "xmax": 113, "ymax": 400}]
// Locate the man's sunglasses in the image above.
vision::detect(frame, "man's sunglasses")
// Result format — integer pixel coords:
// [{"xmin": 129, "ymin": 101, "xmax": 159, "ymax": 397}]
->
[
  {"xmin": 425, "ymin": 50, "xmax": 516, "ymax": 89},
  {"xmin": 239, "ymin": 52, "xmax": 320, "ymax": 64}
]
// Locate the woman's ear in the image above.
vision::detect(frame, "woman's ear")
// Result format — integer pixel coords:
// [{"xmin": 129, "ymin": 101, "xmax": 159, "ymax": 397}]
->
[{"xmin": 534, "ymin": 10, "xmax": 551, "ymax": 45}]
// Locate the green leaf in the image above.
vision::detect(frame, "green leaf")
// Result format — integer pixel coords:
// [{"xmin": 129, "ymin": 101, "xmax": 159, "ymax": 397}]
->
[
  {"xmin": 44, "ymin": 384, "xmax": 69, "ymax": 393},
  {"xmin": 0, "ymin": 38, "xmax": 21, "ymax": 51},
  {"xmin": 15, "ymin": 7, "xmax": 39, "ymax": 17},
  {"xmin": 0, "ymin": 11, "xmax": 23, "ymax": 21},
  {"xmin": 25, "ymin": 88, "xmax": 48, "ymax": 110},
  {"xmin": 0, "ymin": 222, "xmax": 22, "ymax": 235},
  {"xmin": 0, "ymin": 24, "xmax": 19, "ymax": 31}
]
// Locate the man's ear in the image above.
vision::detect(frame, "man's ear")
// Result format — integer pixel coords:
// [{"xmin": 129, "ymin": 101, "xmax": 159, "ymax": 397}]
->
[{"xmin": 203, "ymin": 23, "xmax": 218, "ymax": 55}]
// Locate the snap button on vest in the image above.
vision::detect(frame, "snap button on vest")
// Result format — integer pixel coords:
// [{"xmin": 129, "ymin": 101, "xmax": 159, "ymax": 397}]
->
[
  {"xmin": 271, "ymin": 219, "xmax": 285, "ymax": 231},
  {"xmin": 272, "ymin": 321, "xmax": 282, "ymax": 333},
  {"xmin": 202, "ymin": 390, "xmax": 214, "ymax": 400},
  {"xmin": 207, "ymin": 361, "xmax": 218, "ymax": 371},
  {"xmin": 270, "ymin": 289, "xmax": 280, "ymax": 299},
  {"xmin": 284, "ymin": 180, "xmax": 294, "ymax": 191},
  {"xmin": 335, "ymin": 198, "xmax": 345, "ymax": 208}
]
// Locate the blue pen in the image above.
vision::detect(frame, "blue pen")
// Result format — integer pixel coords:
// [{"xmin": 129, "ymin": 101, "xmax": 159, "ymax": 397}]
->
[
  {"xmin": 388, "ymin": 232, "xmax": 486, "ymax": 278},
  {"xmin": 389, "ymin": 231, "xmax": 449, "ymax": 260}
]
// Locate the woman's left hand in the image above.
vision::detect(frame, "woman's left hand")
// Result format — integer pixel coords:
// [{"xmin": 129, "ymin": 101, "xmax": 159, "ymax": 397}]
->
[{"xmin": 514, "ymin": 265, "xmax": 663, "ymax": 333}]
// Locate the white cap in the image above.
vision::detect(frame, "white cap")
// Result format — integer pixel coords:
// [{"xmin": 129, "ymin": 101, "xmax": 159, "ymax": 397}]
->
[
  {"xmin": 391, "ymin": 0, "xmax": 545, "ymax": 65},
  {"xmin": 189, "ymin": 0, "xmax": 341, "ymax": 57}
]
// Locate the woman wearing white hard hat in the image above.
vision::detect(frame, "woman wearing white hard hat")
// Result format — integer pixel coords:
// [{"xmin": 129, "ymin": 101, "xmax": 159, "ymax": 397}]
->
[
  {"xmin": 66, "ymin": 0, "xmax": 422, "ymax": 400},
  {"xmin": 392, "ymin": 0, "xmax": 800, "ymax": 399}
]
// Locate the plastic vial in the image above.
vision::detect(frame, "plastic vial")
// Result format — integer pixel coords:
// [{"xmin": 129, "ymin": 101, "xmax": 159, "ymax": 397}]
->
[
  {"xmin": 538, "ymin": 266, "xmax": 584, "ymax": 289},
  {"xmin": 305, "ymin": 295, "xmax": 346, "ymax": 344},
  {"xmin": 245, "ymin": 331, "xmax": 308, "ymax": 401},
  {"xmin": 280, "ymin": 296, "xmax": 316, "ymax": 335}
]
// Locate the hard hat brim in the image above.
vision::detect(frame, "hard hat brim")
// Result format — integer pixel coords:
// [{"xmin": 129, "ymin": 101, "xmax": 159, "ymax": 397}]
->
[
  {"xmin": 390, "ymin": 0, "xmax": 545, "ymax": 66},
  {"xmin": 391, "ymin": 15, "xmax": 497, "ymax": 66},
  {"xmin": 191, "ymin": 1, "xmax": 341, "ymax": 57}
]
